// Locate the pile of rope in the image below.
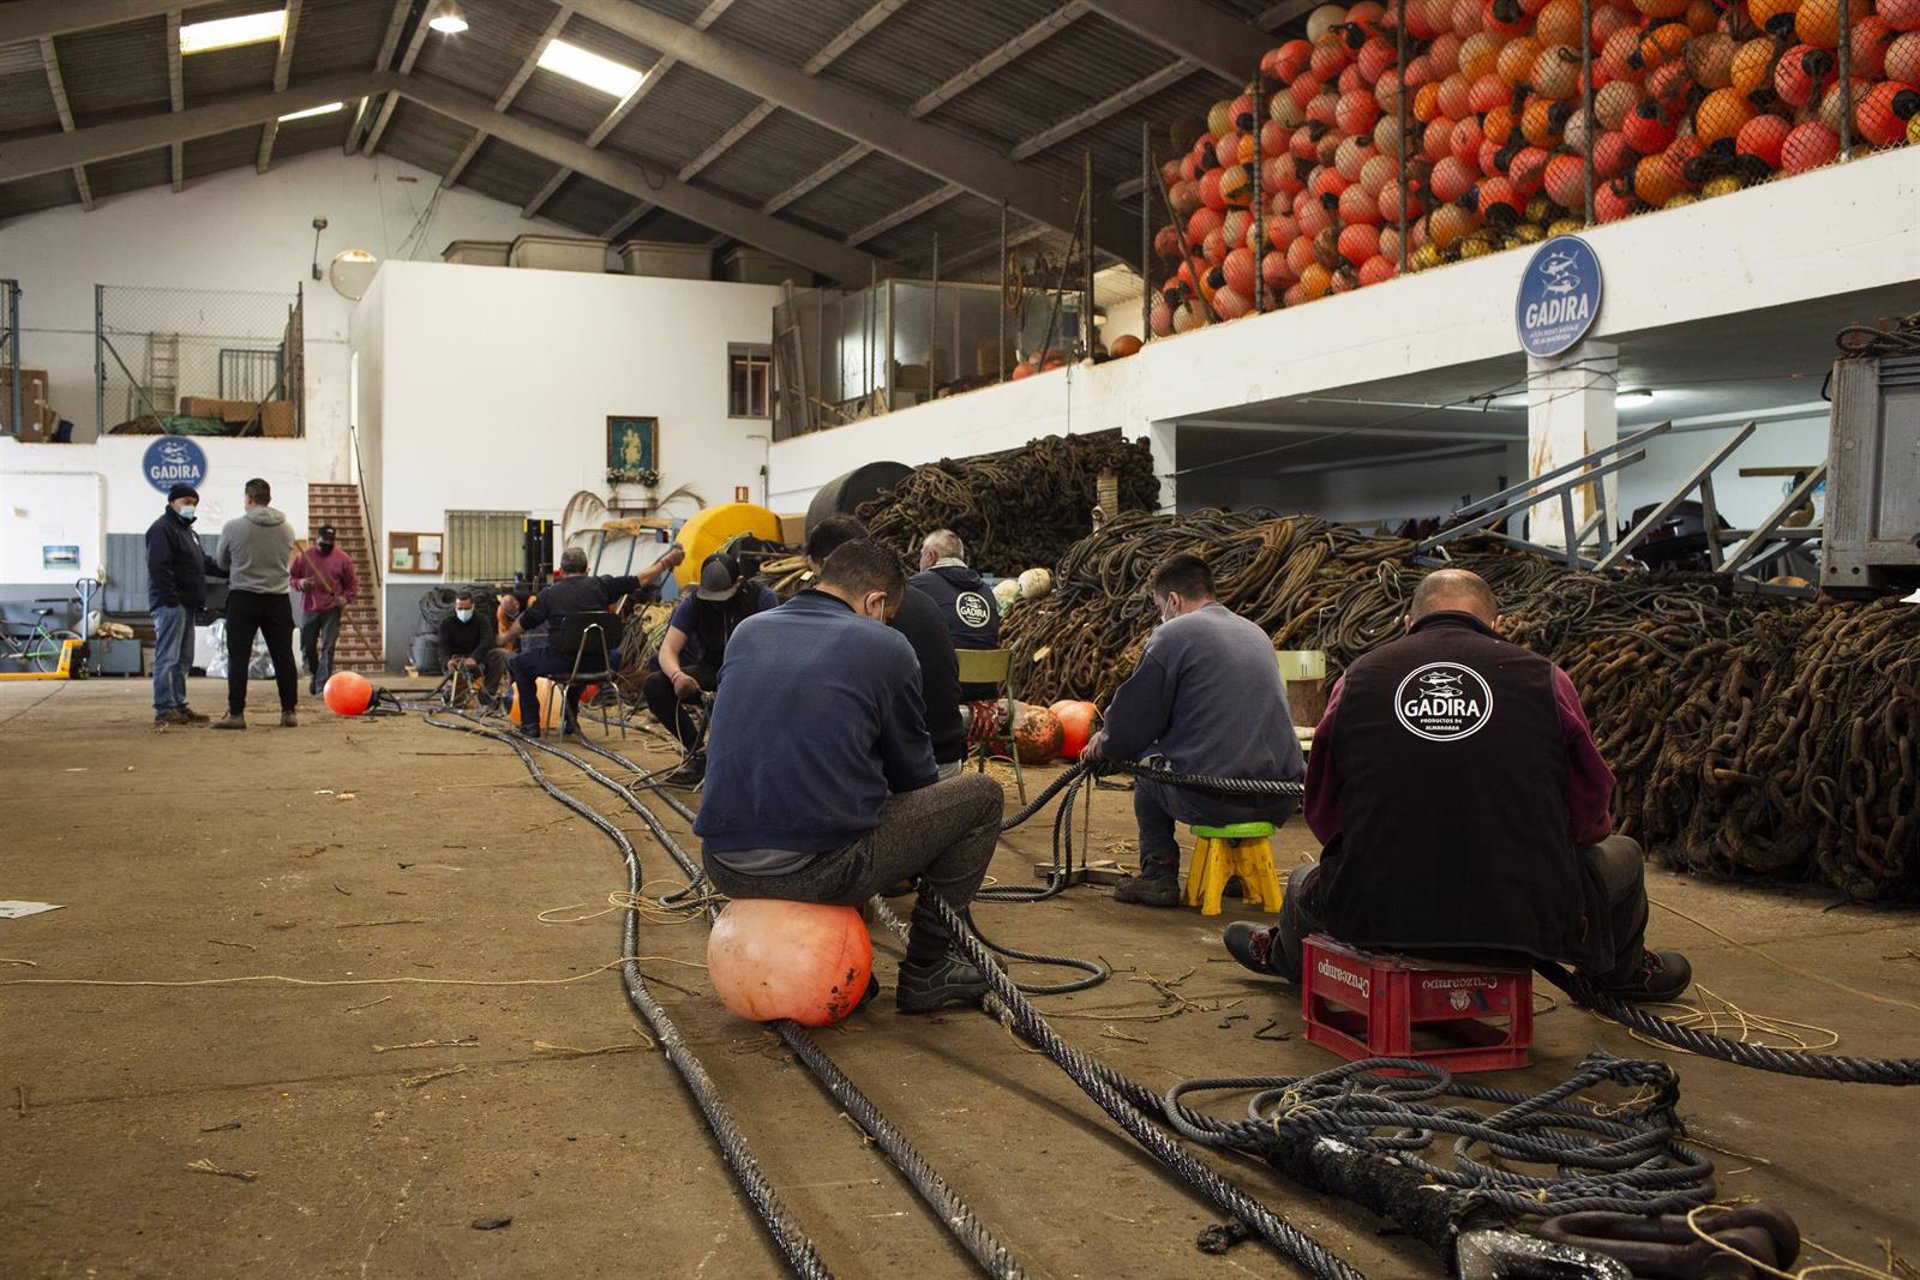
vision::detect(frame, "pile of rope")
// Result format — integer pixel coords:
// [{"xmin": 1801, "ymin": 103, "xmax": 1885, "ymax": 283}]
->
[
  {"xmin": 854, "ymin": 430, "xmax": 1159, "ymax": 576},
  {"xmin": 1001, "ymin": 510, "xmax": 1919, "ymax": 899}
]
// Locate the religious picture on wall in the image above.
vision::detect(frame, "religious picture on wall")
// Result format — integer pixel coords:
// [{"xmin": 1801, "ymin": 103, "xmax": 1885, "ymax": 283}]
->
[{"xmin": 606, "ymin": 416, "xmax": 660, "ymax": 488}]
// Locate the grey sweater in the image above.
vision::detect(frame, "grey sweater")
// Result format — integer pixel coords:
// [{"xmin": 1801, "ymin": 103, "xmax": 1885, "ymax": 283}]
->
[
  {"xmin": 1099, "ymin": 602, "xmax": 1305, "ymax": 781},
  {"xmin": 217, "ymin": 506, "xmax": 297, "ymax": 595}
]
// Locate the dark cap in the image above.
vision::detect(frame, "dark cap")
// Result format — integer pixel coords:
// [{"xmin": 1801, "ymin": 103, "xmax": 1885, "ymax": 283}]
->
[
  {"xmin": 316, "ymin": 524, "xmax": 337, "ymax": 541},
  {"xmin": 695, "ymin": 553, "xmax": 743, "ymax": 601},
  {"xmin": 167, "ymin": 482, "xmax": 199, "ymax": 502}
]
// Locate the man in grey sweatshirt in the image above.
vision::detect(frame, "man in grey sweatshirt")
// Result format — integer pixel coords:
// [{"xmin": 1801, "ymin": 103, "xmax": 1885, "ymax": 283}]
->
[
  {"xmin": 1083, "ymin": 552, "xmax": 1304, "ymax": 906},
  {"xmin": 213, "ymin": 477, "xmax": 300, "ymax": 729}
]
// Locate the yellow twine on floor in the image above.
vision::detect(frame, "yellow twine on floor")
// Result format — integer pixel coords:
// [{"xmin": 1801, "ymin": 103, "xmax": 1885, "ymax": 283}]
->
[
  {"xmin": 1597, "ymin": 984, "xmax": 1842, "ymax": 1058},
  {"xmin": 536, "ymin": 881, "xmax": 725, "ymax": 927},
  {"xmin": 0, "ymin": 954, "xmax": 707, "ymax": 993},
  {"xmin": 1684, "ymin": 1205, "xmax": 1909, "ymax": 1280},
  {"xmin": 1650, "ymin": 898, "xmax": 1920, "ymax": 1014}
]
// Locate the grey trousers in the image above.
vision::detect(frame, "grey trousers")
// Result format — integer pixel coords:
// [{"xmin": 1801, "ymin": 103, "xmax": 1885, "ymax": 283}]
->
[
  {"xmin": 704, "ymin": 773, "xmax": 1004, "ymax": 962},
  {"xmin": 1273, "ymin": 833, "xmax": 1651, "ymax": 985}
]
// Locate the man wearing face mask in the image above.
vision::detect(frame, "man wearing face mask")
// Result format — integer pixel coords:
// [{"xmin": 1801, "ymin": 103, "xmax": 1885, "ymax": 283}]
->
[
  {"xmin": 695, "ymin": 539, "xmax": 1005, "ymax": 1014},
  {"xmin": 437, "ymin": 589, "xmax": 508, "ymax": 705},
  {"xmin": 145, "ymin": 482, "xmax": 220, "ymax": 726},
  {"xmin": 290, "ymin": 524, "xmax": 360, "ymax": 698},
  {"xmin": 1081, "ymin": 552, "xmax": 1304, "ymax": 907}
]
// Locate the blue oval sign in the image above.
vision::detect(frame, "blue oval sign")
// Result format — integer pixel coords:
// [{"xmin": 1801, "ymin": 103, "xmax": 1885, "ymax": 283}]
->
[
  {"xmin": 142, "ymin": 436, "xmax": 207, "ymax": 493},
  {"xmin": 1515, "ymin": 235, "xmax": 1602, "ymax": 359}
]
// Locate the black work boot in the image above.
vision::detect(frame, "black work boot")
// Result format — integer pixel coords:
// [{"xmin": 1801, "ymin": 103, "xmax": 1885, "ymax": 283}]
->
[
  {"xmin": 1600, "ymin": 950, "xmax": 1693, "ymax": 1003},
  {"xmin": 896, "ymin": 955, "xmax": 990, "ymax": 1014},
  {"xmin": 1113, "ymin": 874, "xmax": 1181, "ymax": 907},
  {"xmin": 1223, "ymin": 922, "xmax": 1287, "ymax": 977}
]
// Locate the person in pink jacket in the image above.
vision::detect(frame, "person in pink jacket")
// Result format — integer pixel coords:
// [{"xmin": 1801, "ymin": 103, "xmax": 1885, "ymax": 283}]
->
[{"xmin": 290, "ymin": 525, "xmax": 360, "ymax": 697}]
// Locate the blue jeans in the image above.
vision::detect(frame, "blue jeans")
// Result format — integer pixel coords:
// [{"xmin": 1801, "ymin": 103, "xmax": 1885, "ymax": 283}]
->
[{"xmin": 151, "ymin": 604, "xmax": 190, "ymax": 713}]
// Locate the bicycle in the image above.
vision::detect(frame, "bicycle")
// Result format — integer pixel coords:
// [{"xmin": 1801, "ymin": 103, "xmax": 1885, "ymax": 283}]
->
[{"xmin": 0, "ymin": 607, "xmax": 82, "ymax": 674}]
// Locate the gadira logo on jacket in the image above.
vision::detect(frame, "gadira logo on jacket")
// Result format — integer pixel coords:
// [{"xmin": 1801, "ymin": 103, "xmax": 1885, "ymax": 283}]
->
[
  {"xmin": 1394, "ymin": 661, "xmax": 1493, "ymax": 742},
  {"xmin": 954, "ymin": 592, "xmax": 994, "ymax": 629}
]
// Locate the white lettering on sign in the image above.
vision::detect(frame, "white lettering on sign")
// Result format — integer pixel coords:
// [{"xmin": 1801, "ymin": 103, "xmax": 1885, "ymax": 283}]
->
[
  {"xmin": 1523, "ymin": 294, "xmax": 1591, "ymax": 330},
  {"xmin": 1393, "ymin": 662, "xmax": 1495, "ymax": 743}
]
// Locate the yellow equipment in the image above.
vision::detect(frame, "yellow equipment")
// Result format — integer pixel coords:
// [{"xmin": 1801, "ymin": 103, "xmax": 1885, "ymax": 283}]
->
[
  {"xmin": 672, "ymin": 502, "xmax": 783, "ymax": 588},
  {"xmin": 0, "ymin": 637, "xmax": 85, "ymax": 681}
]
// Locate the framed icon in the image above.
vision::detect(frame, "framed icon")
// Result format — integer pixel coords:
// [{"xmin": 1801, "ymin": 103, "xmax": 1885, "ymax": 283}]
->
[{"xmin": 607, "ymin": 415, "xmax": 660, "ymax": 486}]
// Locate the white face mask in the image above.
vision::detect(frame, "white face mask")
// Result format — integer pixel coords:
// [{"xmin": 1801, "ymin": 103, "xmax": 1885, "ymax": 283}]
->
[
  {"xmin": 455, "ymin": 607, "xmax": 474, "ymax": 623},
  {"xmin": 178, "ymin": 504, "xmax": 198, "ymax": 522}
]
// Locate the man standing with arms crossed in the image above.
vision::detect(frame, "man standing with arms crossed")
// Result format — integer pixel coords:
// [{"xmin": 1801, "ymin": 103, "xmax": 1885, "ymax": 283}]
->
[{"xmin": 213, "ymin": 478, "xmax": 299, "ymax": 730}]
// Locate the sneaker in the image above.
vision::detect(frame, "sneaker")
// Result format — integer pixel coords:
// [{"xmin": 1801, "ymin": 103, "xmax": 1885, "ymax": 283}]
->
[
  {"xmin": 153, "ymin": 708, "xmax": 189, "ymax": 726},
  {"xmin": 211, "ymin": 713, "xmax": 246, "ymax": 731},
  {"xmin": 1113, "ymin": 874, "xmax": 1181, "ymax": 907},
  {"xmin": 1223, "ymin": 922, "xmax": 1286, "ymax": 977},
  {"xmin": 896, "ymin": 955, "xmax": 991, "ymax": 1014},
  {"xmin": 179, "ymin": 707, "xmax": 210, "ymax": 725},
  {"xmin": 663, "ymin": 757, "xmax": 706, "ymax": 789},
  {"xmin": 1601, "ymin": 950, "xmax": 1693, "ymax": 1004},
  {"xmin": 280, "ymin": 710, "xmax": 299, "ymax": 728}
]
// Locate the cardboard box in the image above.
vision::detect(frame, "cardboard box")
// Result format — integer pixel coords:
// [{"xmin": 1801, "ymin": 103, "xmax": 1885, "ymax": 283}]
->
[
  {"xmin": 259, "ymin": 401, "xmax": 295, "ymax": 437},
  {"xmin": 2, "ymin": 366, "xmax": 51, "ymax": 434},
  {"xmin": 179, "ymin": 395, "xmax": 225, "ymax": 420},
  {"xmin": 779, "ymin": 514, "xmax": 807, "ymax": 547}
]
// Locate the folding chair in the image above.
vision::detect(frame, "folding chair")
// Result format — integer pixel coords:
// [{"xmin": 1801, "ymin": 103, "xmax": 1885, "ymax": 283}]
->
[
  {"xmin": 554, "ymin": 613, "xmax": 631, "ymax": 738},
  {"xmin": 955, "ymin": 647, "xmax": 1025, "ymax": 803}
]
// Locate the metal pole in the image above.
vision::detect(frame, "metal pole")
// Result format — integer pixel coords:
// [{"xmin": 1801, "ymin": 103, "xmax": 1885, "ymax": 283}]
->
[
  {"xmin": 1836, "ymin": 0, "xmax": 1853, "ymax": 160},
  {"xmin": 1580, "ymin": 0, "xmax": 1595, "ymax": 225},
  {"xmin": 929, "ymin": 232, "xmax": 939, "ymax": 393},
  {"xmin": 1083, "ymin": 149, "xmax": 1095, "ymax": 358},
  {"xmin": 1252, "ymin": 68, "xmax": 1266, "ymax": 312},
  {"xmin": 1395, "ymin": 18, "xmax": 1409, "ymax": 274},
  {"xmin": 1139, "ymin": 122, "xmax": 1152, "ymax": 340},
  {"xmin": 998, "ymin": 199, "xmax": 1008, "ymax": 380},
  {"xmin": 94, "ymin": 284, "xmax": 104, "ymax": 437},
  {"xmin": 1151, "ymin": 137, "xmax": 1218, "ymax": 324}
]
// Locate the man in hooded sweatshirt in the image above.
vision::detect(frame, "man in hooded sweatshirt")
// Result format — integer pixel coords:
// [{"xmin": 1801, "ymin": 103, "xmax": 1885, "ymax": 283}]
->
[
  {"xmin": 214, "ymin": 477, "xmax": 300, "ymax": 729},
  {"xmin": 908, "ymin": 529, "xmax": 1000, "ymax": 700},
  {"xmin": 291, "ymin": 524, "xmax": 360, "ymax": 697}
]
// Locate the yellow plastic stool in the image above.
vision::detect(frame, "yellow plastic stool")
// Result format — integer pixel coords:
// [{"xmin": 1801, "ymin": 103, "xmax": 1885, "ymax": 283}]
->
[{"xmin": 1183, "ymin": 821, "xmax": 1284, "ymax": 916}]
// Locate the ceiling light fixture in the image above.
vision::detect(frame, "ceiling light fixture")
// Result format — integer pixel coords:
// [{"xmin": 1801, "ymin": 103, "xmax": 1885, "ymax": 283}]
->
[
  {"xmin": 179, "ymin": 10, "xmax": 287, "ymax": 54},
  {"xmin": 537, "ymin": 38, "xmax": 646, "ymax": 98},
  {"xmin": 427, "ymin": 1, "xmax": 469, "ymax": 34},
  {"xmin": 278, "ymin": 101, "xmax": 345, "ymax": 123}
]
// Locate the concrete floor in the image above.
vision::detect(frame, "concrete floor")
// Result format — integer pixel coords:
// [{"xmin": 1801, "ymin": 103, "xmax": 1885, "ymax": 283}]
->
[{"xmin": 3, "ymin": 678, "xmax": 1918, "ymax": 1280}]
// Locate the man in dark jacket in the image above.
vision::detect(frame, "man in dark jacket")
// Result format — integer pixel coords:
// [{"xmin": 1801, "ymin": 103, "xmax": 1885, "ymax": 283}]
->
[
  {"xmin": 643, "ymin": 552, "xmax": 779, "ymax": 785},
  {"xmin": 438, "ymin": 588, "xmax": 508, "ymax": 704},
  {"xmin": 1083, "ymin": 553, "xmax": 1303, "ymax": 907},
  {"xmin": 910, "ymin": 530, "xmax": 1000, "ymax": 700},
  {"xmin": 498, "ymin": 544, "xmax": 682, "ymax": 738},
  {"xmin": 696, "ymin": 539, "xmax": 1003, "ymax": 1015},
  {"xmin": 809, "ymin": 517, "xmax": 966, "ymax": 779},
  {"xmin": 1222, "ymin": 569, "xmax": 1692, "ymax": 1003},
  {"xmin": 145, "ymin": 482, "xmax": 218, "ymax": 726}
]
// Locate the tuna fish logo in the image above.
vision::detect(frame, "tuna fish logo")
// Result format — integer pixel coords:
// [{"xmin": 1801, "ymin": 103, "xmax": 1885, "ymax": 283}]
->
[
  {"xmin": 1394, "ymin": 661, "xmax": 1494, "ymax": 743},
  {"xmin": 1539, "ymin": 250, "xmax": 1580, "ymax": 296}
]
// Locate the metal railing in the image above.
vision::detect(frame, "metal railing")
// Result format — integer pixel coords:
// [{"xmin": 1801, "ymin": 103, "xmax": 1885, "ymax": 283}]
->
[{"xmin": 94, "ymin": 283, "xmax": 305, "ymax": 437}]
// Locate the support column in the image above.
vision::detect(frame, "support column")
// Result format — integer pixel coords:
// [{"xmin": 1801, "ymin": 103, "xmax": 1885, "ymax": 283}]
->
[
  {"xmin": 1526, "ymin": 340, "xmax": 1617, "ymax": 550},
  {"xmin": 1149, "ymin": 419, "xmax": 1178, "ymax": 514}
]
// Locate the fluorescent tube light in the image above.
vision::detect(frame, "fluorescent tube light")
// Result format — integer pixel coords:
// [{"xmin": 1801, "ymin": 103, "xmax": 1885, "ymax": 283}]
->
[{"xmin": 278, "ymin": 101, "xmax": 346, "ymax": 123}]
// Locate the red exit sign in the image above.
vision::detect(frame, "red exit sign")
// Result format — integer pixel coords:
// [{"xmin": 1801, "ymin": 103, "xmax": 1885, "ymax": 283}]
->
[{"xmin": 734, "ymin": 485, "xmax": 749, "ymax": 502}]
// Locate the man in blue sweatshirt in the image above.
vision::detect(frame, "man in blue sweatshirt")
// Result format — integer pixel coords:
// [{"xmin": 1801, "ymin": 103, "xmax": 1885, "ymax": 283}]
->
[
  {"xmin": 1083, "ymin": 552, "xmax": 1304, "ymax": 907},
  {"xmin": 695, "ymin": 539, "xmax": 1004, "ymax": 1014}
]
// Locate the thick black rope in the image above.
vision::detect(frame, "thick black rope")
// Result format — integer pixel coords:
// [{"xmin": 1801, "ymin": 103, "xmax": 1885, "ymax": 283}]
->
[
  {"xmin": 418, "ymin": 713, "xmax": 833, "ymax": 1279},
  {"xmin": 474, "ymin": 720, "xmax": 1028, "ymax": 1280},
  {"xmin": 1161, "ymin": 1053, "xmax": 1716, "ymax": 1218}
]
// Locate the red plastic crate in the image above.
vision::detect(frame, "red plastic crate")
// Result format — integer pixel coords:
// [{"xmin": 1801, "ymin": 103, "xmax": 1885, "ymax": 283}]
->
[{"xmin": 1301, "ymin": 934, "xmax": 1533, "ymax": 1074}]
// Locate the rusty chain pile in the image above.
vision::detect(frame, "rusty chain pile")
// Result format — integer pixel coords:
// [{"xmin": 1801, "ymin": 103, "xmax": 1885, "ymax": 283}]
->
[
  {"xmin": 854, "ymin": 430, "xmax": 1159, "ymax": 576},
  {"xmin": 1003, "ymin": 510, "xmax": 1919, "ymax": 899}
]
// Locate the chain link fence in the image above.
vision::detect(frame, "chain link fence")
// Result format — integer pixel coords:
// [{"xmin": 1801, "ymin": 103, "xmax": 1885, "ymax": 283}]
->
[
  {"xmin": 1138, "ymin": 0, "xmax": 1917, "ymax": 332},
  {"xmin": 95, "ymin": 284, "xmax": 305, "ymax": 438},
  {"xmin": 0, "ymin": 279, "xmax": 20, "ymax": 438}
]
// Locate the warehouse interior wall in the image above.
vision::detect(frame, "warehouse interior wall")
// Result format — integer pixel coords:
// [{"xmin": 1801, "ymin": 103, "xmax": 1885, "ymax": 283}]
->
[
  {"xmin": 355, "ymin": 262, "xmax": 780, "ymax": 660},
  {"xmin": 0, "ymin": 148, "xmax": 572, "ymax": 472}
]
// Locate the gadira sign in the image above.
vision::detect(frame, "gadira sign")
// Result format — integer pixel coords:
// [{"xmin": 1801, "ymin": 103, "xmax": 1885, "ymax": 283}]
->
[
  {"xmin": 142, "ymin": 436, "xmax": 207, "ymax": 493},
  {"xmin": 1515, "ymin": 234, "xmax": 1602, "ymax": 359}
]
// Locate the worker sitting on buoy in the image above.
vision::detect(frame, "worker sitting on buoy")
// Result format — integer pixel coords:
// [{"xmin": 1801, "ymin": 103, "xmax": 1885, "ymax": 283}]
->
[
  {"xmin": 497, "ymin": 544, "xmax": 683, "ymax": 739},
  {"xmin": 1222, "ymin": 569, "xmax": 1693, "ymax": 1003},
  {"xmin": 1083, "ymin": 552, "xmax": 1305, "ymax": 908},
  {"xmin": 695, "ymin": 538, "xmax": 1004, "ymax": 1015}
]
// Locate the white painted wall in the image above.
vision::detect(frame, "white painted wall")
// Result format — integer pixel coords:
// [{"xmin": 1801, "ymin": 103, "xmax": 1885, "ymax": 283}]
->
[
  {"xmin": 1620, "ymin": 414, "xmax": 1830, "ymax": 529},
  {"xmin": 0, "ymin": 147, "xmax": 572, "ymax": 477},
  {"xmin": 0, "ymin": 436, "xmax": 311, "ymax": 536},
  {"xmin": 359, "ymin": 259, "xmax": 778, "ymax": 569},
  {"xmin": 769, "ymin": 146, "xmax": 1917, "ymax": 514}
]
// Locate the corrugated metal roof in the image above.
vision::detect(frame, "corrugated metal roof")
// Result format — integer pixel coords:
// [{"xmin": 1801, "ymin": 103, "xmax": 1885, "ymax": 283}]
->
[
  {"xmin": 862, "ymin": 189, "xmax": 1005, "ymax": 262},
  {"xmin": 57, "ymin": 17, "xmax": 173, "ymax": 124},
  {"xmin": 510, "ymin": 72, "xmax": 617, "ymax": 138},
  {"xmin": 557, "ymin": 13, "xmax": 664, "ymax": 69},
  {"xmin": 629, "ymin": 0, "xmax": 711, "ymax": 26},
  {"xmin": 693, "ymin": 109, "xmax": 848, "ymax": 209},
  {"xmin": 290, "ymin": 0, "xmax": 389, "ymax": 79},
  {"xmin": 460, "ymin": 134, "xmax": 560, "ymax": 208},
  {"xmin": 413, "ymin": 0, "xmax": 551, "ymax": 99},
  {"xmin": 0, "ymin": 68, "xmax": 59, "ymax": 136},
  {"xmin": 780, "ymin": 149, "xmax": 945, "ymax": 240},
  {"xmin": 379, "ymin": 97, "xmax": 481, "ymax": 173},
  {"xmin": 540, "ymin": 172, "xmax": 632, "ymax": 233},
  {"xmin": 819, "ymin": 0, "xmax": 1064, "ymax": 111},
  {"xmin": 184, "ymin": 125, "xmax": 267, "ymax": 181},
  {"xmin": 183, "ymin": 39, "xmax": 279, "ymax": 104},
  {"xmin": 705, "ymin": 0, "xmax": 879, "ymax": 75},
  {"xmin": 0, "ymin": 170, "xmax": 83, "ymax": 220},
  {"xmin": 599, "ymin": 62, "xmax": 762, "ymax": 173},
  {"xmin": 87, "ymin": 147, "xmax": 173, "ymax": 203}
]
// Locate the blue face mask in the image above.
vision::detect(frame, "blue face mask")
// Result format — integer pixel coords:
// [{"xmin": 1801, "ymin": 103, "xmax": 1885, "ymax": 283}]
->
[
  {"xmin": 178, "ymin": 504, "xmax": 198, "ymax": 522},
  {"xmin": 455, "ymin": 608, "xmax": 474, "ymax": 622}
]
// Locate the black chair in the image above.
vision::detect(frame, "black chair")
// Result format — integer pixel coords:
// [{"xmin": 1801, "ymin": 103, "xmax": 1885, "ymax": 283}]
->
[{"xmin": 554, "ymin": 612, "xmax": 629, "ymax": 738}]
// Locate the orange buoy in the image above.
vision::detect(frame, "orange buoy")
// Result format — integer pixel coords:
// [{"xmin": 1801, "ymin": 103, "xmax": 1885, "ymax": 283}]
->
[
  {"xmin": 707, "ymin": 900, "xmax": 873, "ymax": 1027},
  {"xmin": 323, "ymin": 670, "xmax": 374, "ymax": 716}
]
